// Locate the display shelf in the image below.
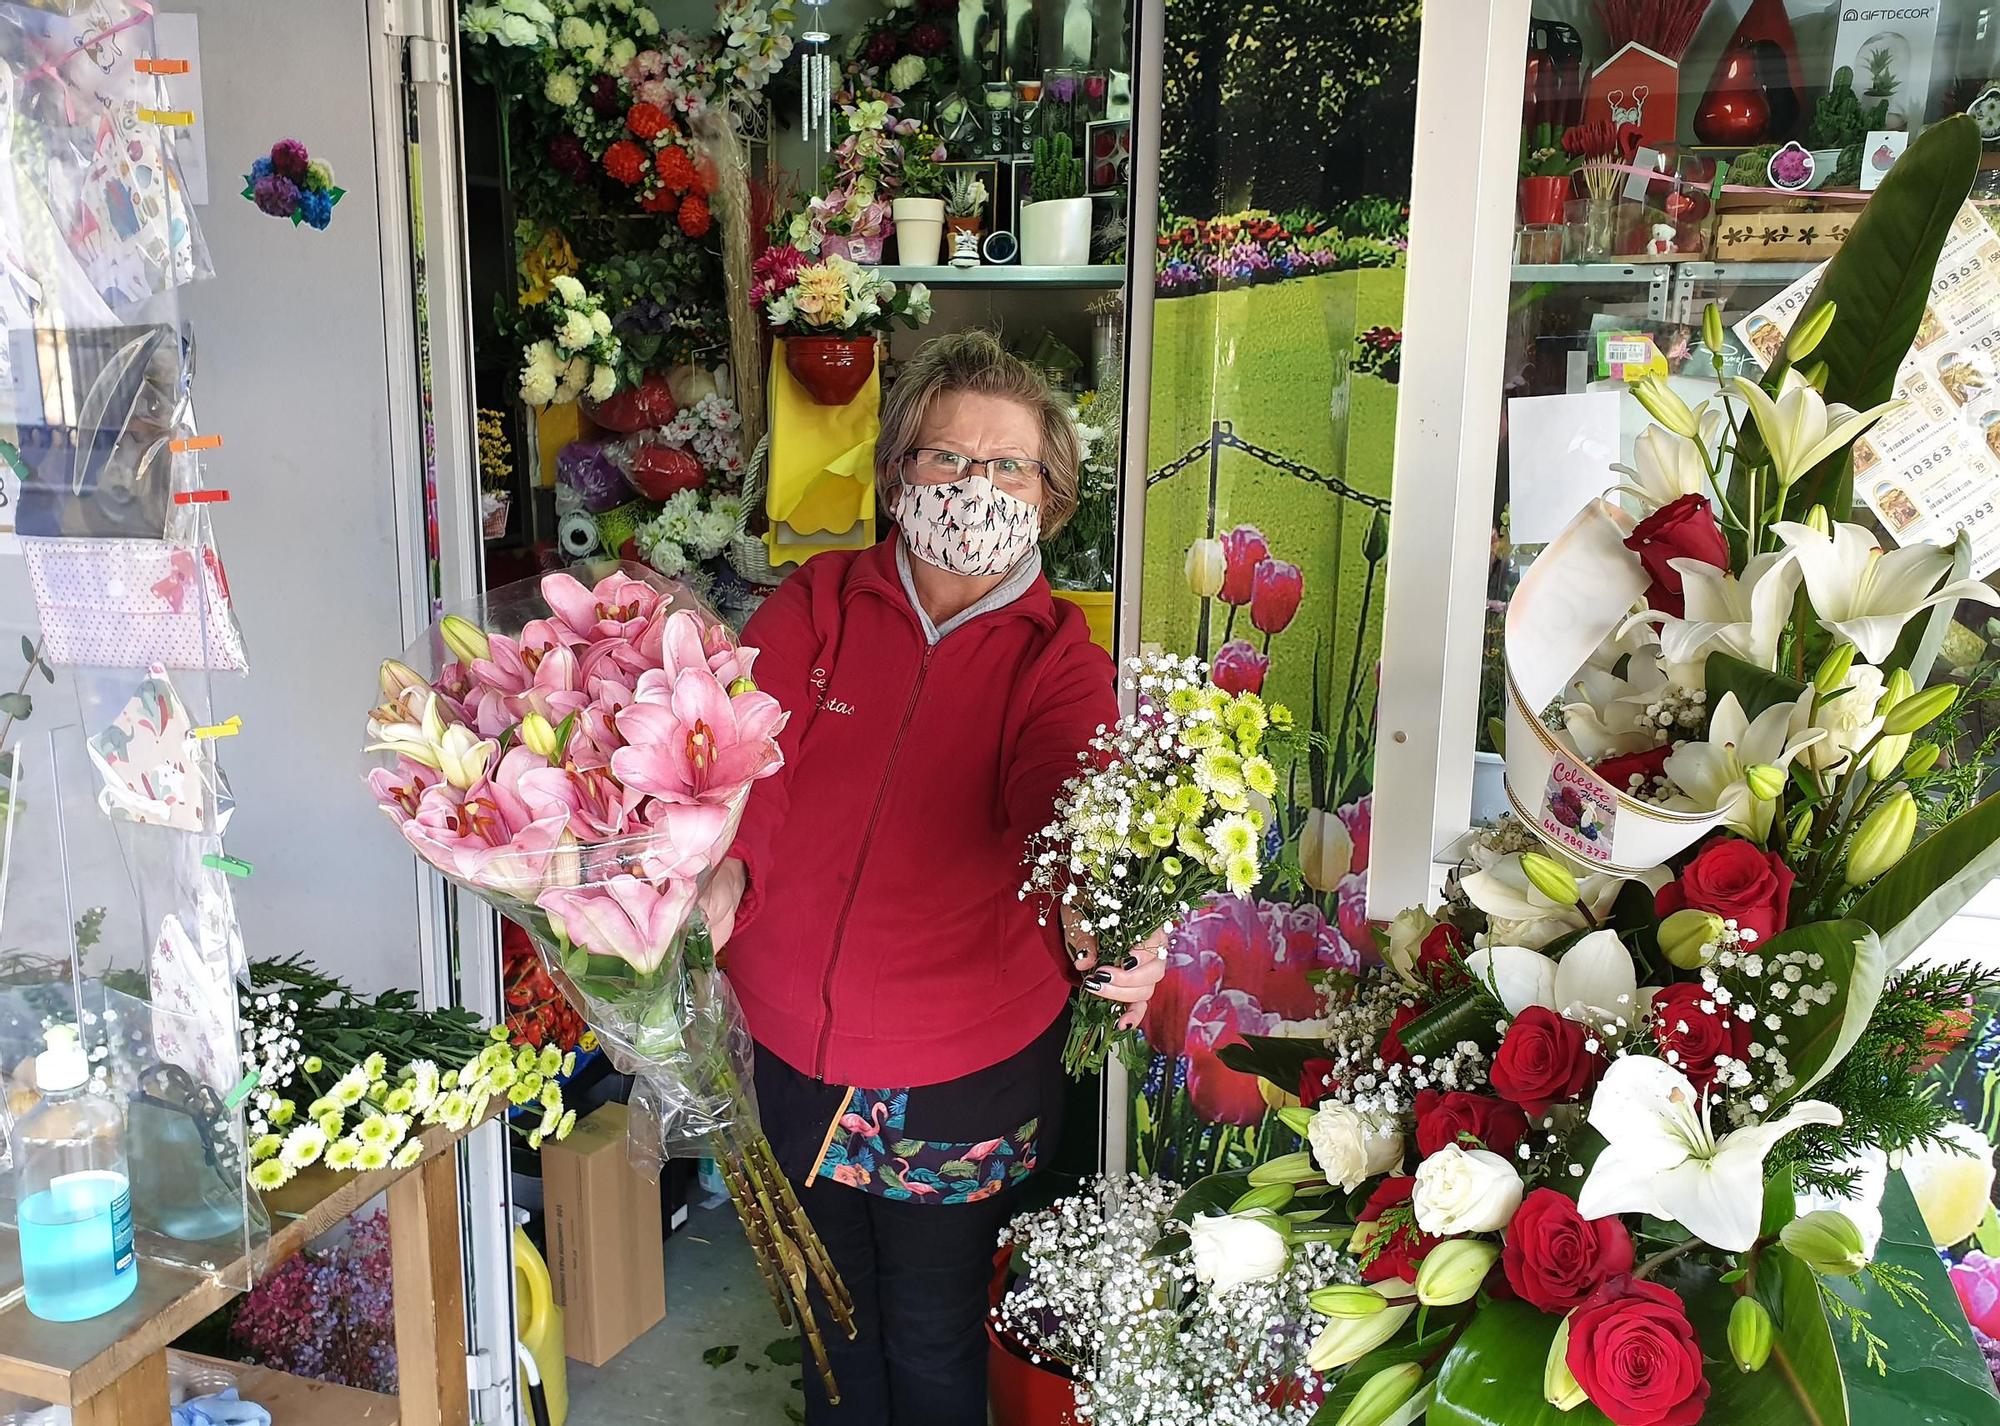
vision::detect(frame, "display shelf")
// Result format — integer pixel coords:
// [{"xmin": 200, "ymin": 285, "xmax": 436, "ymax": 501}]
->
[
  {"xmin": 169, "ymin": 1353, "xmax": 398, "ymax": 1425},
  {"xmin": 870, "ymin": 264, "xmax": 1126, "ymax": 288},
  {"xmin": 1511, "ymin": 261, "xmax": 1673, "ymax": 284},
  {"xmin": 0, "ymin": 1103, "xmax": 498, "ymax": 1423},
  {"xmin": 1675, "ymin": 260, "xmax": 1822, "ymax": 285}
]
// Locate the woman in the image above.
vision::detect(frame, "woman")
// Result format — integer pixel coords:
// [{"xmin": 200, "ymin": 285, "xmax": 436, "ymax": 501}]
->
[{"xmin": 703, "ymin": 330, "xmax": 1167, "ymax": 1424}]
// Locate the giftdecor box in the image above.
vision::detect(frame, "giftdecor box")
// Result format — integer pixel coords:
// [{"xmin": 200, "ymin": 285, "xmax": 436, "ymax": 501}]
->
[{"xmin": 542, "ymin": 1102, "xmax": 666, "ymax": 1366}]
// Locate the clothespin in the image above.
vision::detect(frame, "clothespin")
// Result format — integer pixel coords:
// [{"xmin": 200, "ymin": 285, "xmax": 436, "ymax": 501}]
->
[
  {"xmin": 222, "ymin": 1069, "xmax": 260, "ymax": 1110},
  {"xmin": 172, "ymin": 489, "xmax": 229, "ymax": 505},
  {"xmin": 135, "ymin": 59, "xmax": 190, "ymax": 76},
  {"xmin": 170, "ymin": 435, "xmax": 223, "ymax": 453},
  {"xmin": 193, "ymin": 715, "xmax": 241, "ymax": 740},
  {"xmin": 201, "ymin": 853, "xmax": 253, "ymax": 877},
  {"xmin": 137, "ymin": 107, "xmax": 195, "ymax": 127}
]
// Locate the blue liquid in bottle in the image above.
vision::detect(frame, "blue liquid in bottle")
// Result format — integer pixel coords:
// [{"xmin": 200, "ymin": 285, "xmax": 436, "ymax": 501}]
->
[{"xmin": 20, "ymin": 1171, "xmax": 138, "ymax": 1321}]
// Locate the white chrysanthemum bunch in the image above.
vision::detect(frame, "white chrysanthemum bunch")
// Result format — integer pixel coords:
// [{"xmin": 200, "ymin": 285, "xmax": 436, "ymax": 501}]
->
[
  {"xmin": 635, "ymin": 487, "xmax": 746, "ymax": 579},
  {"xmin": 995, "ymin": 1175, "xmax": 1345, "ymax": 1426},
  {"xmin": 460, "ymin": 0, "xmax": 558, "ymax": 49},
  {"xmin": 520, "ymin": 273, "xmax": 621, "ymax": 408}
]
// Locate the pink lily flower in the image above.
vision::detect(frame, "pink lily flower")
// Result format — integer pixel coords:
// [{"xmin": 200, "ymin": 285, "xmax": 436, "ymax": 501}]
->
[
  {"xmin": 632, "ymin": 798, "xmax": 739, "ymax": 883},
  {"xmin": 658, "ymin": 606, "xmax": 758, "ymax": 687},
  {"xmin": 611, "ymin": 667, "xmax": 786, "ymax": 806},
  {"xmin": 537, "ymin": 874, "xmax": 697, "ymax": 975},
  {"xmin": 366, "ymin": 757, "xmax": 441, "ymax": 826},
  {"xmin": 543, "ymin": 570, "xmax": 665, "ymax": 646},
  {"xmin": 402, "ymin": 777, "xmax": 576, "ymax": 900},
  {"xmin": 521, "ymin": 643, "xmax": 591, "ymax": 727},
  {"xmin": 519, "ymin": 759, "xmax": 646, "ymax": 843},
  {"xmin": 568, "ymin": 674, "xmax": 635, "ymax": 763},
  {"xmin": 577, "ymin": 633, "xmax": 654, "ymax": 684}
]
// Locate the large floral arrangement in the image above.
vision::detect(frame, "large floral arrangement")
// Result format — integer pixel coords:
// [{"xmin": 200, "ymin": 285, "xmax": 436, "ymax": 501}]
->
[
  {"xmin": 1154, "ymin": 202, "xmax": 1409, "ymax": 298},
  {"xmin": 753, "ymin": 245, "xmax": 931, "ymax": 337},
  {"xmin": 362, "ymin": 565, "xmax": 856, "ymax": 1392},
  {"xmin": 841, "ymin": 0, "xmax": 956, "ymax": 113},
  {"xmin": 1022, "ymin": 653, "xmax": 1297, "ymax": 1074},
  {"xmin": 236, "ymin": 955, "xmax": 576, "ymax": 1193},
  {"xmin": 518, "ymin": 273, "xmax": 621, "ymax": 407},
  {"xmin": 1122, "ymin": 280, "xmax": 2000, "ymax": 1423},
  {"xmin": 784, "ymin": 94, "xmax": 917, "ymax": 257}
]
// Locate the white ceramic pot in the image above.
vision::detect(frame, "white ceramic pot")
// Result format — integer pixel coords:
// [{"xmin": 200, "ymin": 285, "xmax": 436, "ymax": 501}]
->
[
  {"xmin": 892, "ymin": 197, "xmax": 946, "ymax": 267},
  {"xmin": 1019, "ymin": 196, "xmax": 1091, "ymax": 267},
  {"xmin": 1471, "ymin": 751, "xmax": 1509, "ymax": 828}
]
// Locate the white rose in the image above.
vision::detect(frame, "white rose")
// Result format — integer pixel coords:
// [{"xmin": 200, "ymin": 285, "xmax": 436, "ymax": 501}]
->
[
  {"xmin": 498, "ymin": 14, "xmax": 537, "ymax": 46},
  {"xmin": 1902, "ymin": 1121, "xmax": 1995, "ymax": 1248},
  {"xmin": 1383, "ymin": 907, "xmax": 1438, "ymax": 984},
  {"xmin": 1804, "ymin": 663, "xmax": 1886, "ymax": 771},
  {"xmin": 1412, "ymin": 1144, "xmax": 1523, "ymax": 1235},
  {"xmin": 587, "ymin": 364, "xmax": 618, "ymax": 403},
  {"xmin": 887, "ymin": 54, "xmax": 927, "ymax": 92},
  {"xmin": 1306, "ymin": 1102, "xmax": 1403, "ymax": 1192},
  {"xmin": 1187, "ymin": 1213, "xmax": 1289, "ymax": 1292}
]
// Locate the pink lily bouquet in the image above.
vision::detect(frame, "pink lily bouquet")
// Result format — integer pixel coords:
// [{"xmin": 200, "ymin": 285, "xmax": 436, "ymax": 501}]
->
[{"xmin": 363, "ymin": 563, "xmax": 856, "ymax": 1392}]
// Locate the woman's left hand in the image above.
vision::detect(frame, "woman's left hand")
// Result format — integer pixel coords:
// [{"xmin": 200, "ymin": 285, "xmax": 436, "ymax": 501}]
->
[{"xmin": 1062, "ymin": 906, "xmax": 1171, "ymax": 1032}]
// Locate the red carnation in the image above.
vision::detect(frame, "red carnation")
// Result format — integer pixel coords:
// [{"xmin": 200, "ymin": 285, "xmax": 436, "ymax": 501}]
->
[
  {"xmin": 1501, "ymin": 1188, "xmax": 1633, "ymax": 1314},
  {"xmin": 1655, "ymin": 836, "xmax": 1795, "ymax": 946},
  {"xmin": 677, "ymin": 191, "xmax": 712, "ymax": 238},
  {"xmin": 1595, "ymin": 743, "xmax": 1672, "ymax": 799},
  {"xmin": 1567, "ymin": 1276, "xmax": 1710, "ymax": 1426},
  {"xmin": 587, "ymin": 73, "xmax": 622, "ymax": 117},
  {"xmin": 908, "ymin": 22, "xmax": 947, "ymax": 54},
  {"xmin": 1413, "ymin": 1089, "xmax": 1528, "ymax": 1158},
  {"xmin": 864, "ymin": 30, "xmax": 898, "ymax": 63},
  {"xmin": 603, "ymin": 139, "xmax": 648, "ymax": 186},
  {"xmin": 1354, "ymin": 1177, "xmax": 1441, "ymax": 1285},
  {"xmin": 1489, "ymin": 1006, "xmax": 1602, "ymax": 1116},
  {"xmin": 627, "ymin": 102, "xmax": 670, "ymax": 139},
  {"xmin": 1380, "ymin": 1003, "xmax": 1421, "ymax": 1066},
  {"xmin": 1298, "ymin": 1057, "xmax": 1338, "ymax": 1108},
  {"xmin": 640, "ymin": 186, "xmax": 680, "ymax": 214},
  {"xmin": 657, "ymin": 145, "xmax": 697, "ymax": 194},
  {"xmin": 1649, "ymin": 982, "xmax": 1751, "ymax": 1091},
  {"xmin": 1623, "ymin": 493, "xmax": 1728, "ymax": 618}
]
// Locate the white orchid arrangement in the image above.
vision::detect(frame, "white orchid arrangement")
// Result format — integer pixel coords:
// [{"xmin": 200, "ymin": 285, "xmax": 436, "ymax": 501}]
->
[{"xmin": 519, "ymin": 273, "xmax": 622, "ymax": 407}]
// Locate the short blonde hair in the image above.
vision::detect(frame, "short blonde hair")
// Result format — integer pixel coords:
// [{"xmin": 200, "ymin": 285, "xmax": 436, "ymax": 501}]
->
[{"xmin": 874, "ymin": 329, "xmax": 1082, "ymax": 538}]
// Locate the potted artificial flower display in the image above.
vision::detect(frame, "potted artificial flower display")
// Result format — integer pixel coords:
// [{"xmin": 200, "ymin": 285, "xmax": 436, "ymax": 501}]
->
[
  {"xmin": 752, "ymin": 244, "xmax": 933, "ymax": 405},
  {"xmin": 944, "ymin": 169, "xmax": 989, "ymax": 240},
  {"xmin": 1020, "ymin": 133, "xmax": 1090, "ymax": 266},
  {"xmin": 1518, "ymin": 130, "xmax": 1577, "ymax": 226},
  {"xmin": 892, "ymin": 128, "xmax": 949, "ymax": 266}
]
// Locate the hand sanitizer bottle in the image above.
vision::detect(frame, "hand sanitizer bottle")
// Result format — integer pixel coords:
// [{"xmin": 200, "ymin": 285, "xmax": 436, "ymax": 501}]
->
[{"xmin": 14, "ymin": 1024, "xmax": 138, "ymax": 1321}]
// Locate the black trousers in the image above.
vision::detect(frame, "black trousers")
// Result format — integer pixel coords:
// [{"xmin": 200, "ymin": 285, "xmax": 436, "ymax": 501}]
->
[{"xmin": 793, "ymin": 1174, "xmax": 1019, "ymax": 1424}]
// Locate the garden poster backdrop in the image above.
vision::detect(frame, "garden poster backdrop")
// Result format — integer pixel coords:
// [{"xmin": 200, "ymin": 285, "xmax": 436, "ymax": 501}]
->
[{"xmin": 1132, "ymin": 0, "xmax": 1421, "ymax": 1179}]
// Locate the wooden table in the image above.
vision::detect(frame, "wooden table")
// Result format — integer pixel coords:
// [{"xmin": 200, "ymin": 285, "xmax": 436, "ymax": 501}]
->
[{"xmin": 0, "ymin": 1109, "xmax": 494, "ymax": 1426}]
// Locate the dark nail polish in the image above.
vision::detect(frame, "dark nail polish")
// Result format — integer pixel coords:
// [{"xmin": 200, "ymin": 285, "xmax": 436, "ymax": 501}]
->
[
  {"xmin": 1086, "ymin": 970, "xmax": 1112, "ymax": 986},
  {"xmin": 1120, "ymin": 954, "xmax": 1139, "ymax": 970}
]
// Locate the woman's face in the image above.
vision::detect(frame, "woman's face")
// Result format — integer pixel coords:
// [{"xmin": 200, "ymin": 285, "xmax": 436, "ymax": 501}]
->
[{"xmin": 902, "ymin": 390, "xmax": 1047, "ymax": 511}]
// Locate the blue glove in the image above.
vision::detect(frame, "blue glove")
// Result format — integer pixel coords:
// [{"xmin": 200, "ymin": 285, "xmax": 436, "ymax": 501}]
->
[{"xmin": 172, "ymin": 1388, "xmax": 273, "ymax": 1426}]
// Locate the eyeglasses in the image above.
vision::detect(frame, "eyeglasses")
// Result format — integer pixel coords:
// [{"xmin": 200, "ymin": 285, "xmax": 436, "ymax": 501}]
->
[{"xmin": 903, "ymin": 447, "xmax": 1049, "ymax": 484}]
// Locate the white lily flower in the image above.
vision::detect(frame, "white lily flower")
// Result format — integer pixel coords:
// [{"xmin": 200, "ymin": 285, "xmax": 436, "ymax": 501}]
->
[
  {"xmin": 1466, "ymin": 928, "xmax": 1644, "ymax": 1024},
  {"xmin": 1627, "ymin": 551, "xmax": 1802, "ymax": 685},
  {"xmin": 1662, "ymin": 692, "xmax": 1823, "ymax": 838},
  {"xmin": 1459, "ymin": 853, "xmax": 1668, "ymax": 951},
  {"xmin": 1578, "ymin": 1055, "xmax": 1841, "ymax": 1252},
  {"xmin": 1773, "ymin": 518, "xmax": 2000, "ymax": 663},
  {"xmin": 1729, "ymin": 371, "xmax": 1901, "ymax": 488},
  {"xmin": 1803, "ymin": 663, "xmax": 1886, "ymax": 773},
  {"xmin": 1562, "ymin": 652, "xmax": 1675, "ymax": 761},
  {"xmin": 1610, "ymin": 410, "xmax": 1724, "ymax": 512}
]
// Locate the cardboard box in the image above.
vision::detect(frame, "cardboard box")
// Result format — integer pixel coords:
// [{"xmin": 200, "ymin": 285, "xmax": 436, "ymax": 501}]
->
[
  {"xmin": 1712, "ymin": 210, "xmax": 1859, "ymax": 262},
  {"xmin": 541, "ymin": 1102, "xmax": 666, "ymax": 1366}
]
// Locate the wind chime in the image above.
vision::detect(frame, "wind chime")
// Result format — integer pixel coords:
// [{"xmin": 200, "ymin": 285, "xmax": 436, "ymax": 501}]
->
[{"xmin": 797, "ymin": 0, "xmax": 834, "ymax": 161}]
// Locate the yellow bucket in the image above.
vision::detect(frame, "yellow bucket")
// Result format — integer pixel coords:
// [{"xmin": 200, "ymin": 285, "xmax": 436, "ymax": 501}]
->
[{"xmin": 515, "ymin": 1224, "xmax": 569, "ymax": 1426}]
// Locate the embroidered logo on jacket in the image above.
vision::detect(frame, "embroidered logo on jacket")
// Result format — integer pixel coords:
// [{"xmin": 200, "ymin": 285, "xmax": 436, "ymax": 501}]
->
[{"xmin": 809, "ymin": 667, "xmax": 855, "ymax": 715}]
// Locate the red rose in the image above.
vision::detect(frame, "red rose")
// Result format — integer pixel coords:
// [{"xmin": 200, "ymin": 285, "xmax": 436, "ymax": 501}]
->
[
  {"xmin": 1354, "ymin": 1176, "xmax": 1441, "ymax": 1284},
  {"xmin": 1502, "ymin": 1188, "xmax": 1634, "ymax": 1314},
  {"xmin": 1623, "ymin": 493, "xmax": 1728, "ymax": 618},
  {"xmin": 1655, "ymin": 837, "xmax": 1795, "ymax": 944},
  {"xmin": 1917, "ymin": 1003, "xmax": 1975, "ymax": 1072},
  {"xmin": 1218, "ymin": 524, "xmax": 1269, "ymax": 605},
  {"xmin": 1299, "ymin": 1057, "xmax": 1338, "ymax": 1107},
  {"xmin": 1566, "ymin": 1276, "xmax": 1710, "ymax": 1426},
  {"xmin": 1413, "ymin": 1090, "xmax": 1529, "ymax": 1158},
  {"xmin": 1595, "ymin": 743, "xmax": 1671, "ymax": 799},
  {"xmin": 1649, "ymin": 982, "xmax": 1750, "ymax": 1091},
  {"xmin": 1380, "ymin": 1003, "xmax": 1421, "ymax": 1066},
  {"xmin": 1489, "ymin": 1006, "xmax": 1602, "ymax": 1116},
  {"xmin": 1415, "ymin": 924, "xmax": 1471, "ymax": 994}
]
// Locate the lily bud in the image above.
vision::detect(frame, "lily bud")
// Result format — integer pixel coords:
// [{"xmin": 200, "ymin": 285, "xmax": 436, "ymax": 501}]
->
[
  {"xmin": 1544, "ymin": 1315, "xmax": 1589, "ymax": 1410},
  {"xmin": 1660, "ymin": 908, "xmax": 1726, "ymax": 969},
  {"xmin": 1306, "ymin": 1302, "xmax": 1416, "ymax": 1371},
  {"xmin": 1813, "ymin": 642, "xmax": 1857, "ymax": 694},
  {"xmin": 1801, "ymin": 359, "xmax": 1830, "ymax": 392},
  {"xmin": 1881, "ymin": 683, "xmax": 1958, "ymax": 737},
  {"xmin": 1631, "ymin": 374, "xmax": 1703, "ymax": 440},
  {"xmin": 1248, "ymin": 1151, "xmax": 1319, "ymax": 1188},
  {"xmin": 1310, "ymin": 1284, "xmax": 1390, "ymax": 1318},
  {"xmin": 1335, "ymin": 1363, "xmax": 1424, "ymax": 1426},
  {"xmin": 1781, "ymin": 1209, "xmax": 1869, "ymax": 1276},
  {"xmin": 1184, "ymin": 538, "xmax": 1226, "ymax": 598},
  {"xmin": 1869, "ymin": 731, "xmax": 1912, "ymax": 782},
  {"xmin": 1904, "ymin": 743, "xmax": 1942, "ymax": 777},
  {"xmin": 1520, "ymin": 851, "xmax": 1581, "ymax": 906},
  {"xmin": 1806, "ymin": 503, "xmax": 1831, "ymax": 536},
  {"xmin": 1702, "ymin": 302, "xmax": 1725, "ymax": 359},
  {"xmin": 1277, "ymin": 1105, "xmax": 1317, "ymax": 1137},
  {"xmin": 520, "ymin": 712, "xmax": 560, "ymax": 759},
  {"xmin": 1231, "ymin": 1183, "xmax": 1296, "ymax": 1214},
  {"xmin": 1729, "ymin": 1295, "xmax": 1774, "ymax": 1373},
  {"xmin": 728, "ymin": 676, "xmax": 758, "ymax": 696},
  {"xmin": 439, "ymin": 614, "xmax": 491, "ymax": 664},
  {"xmin": 1845, "ymin": 789, "xmax": 1918, "ymax": 886},
  {"xmin": 380, "ymin": 658, "xmax": 429, "ymax": 701},
  {"xmin": 1786, "ymin": 300, "xmax": 1838, "ymax": 362},
  {"xmin": 1745, "ymin": 763, "xmax": 1787, "ymax": 802},
  {"xmin": 1788, "ymin": 807, "xmax": 1814, "ymax": 855},
  {"xmin": 1415, "ymin": 1239, "xmax": 1500, "ymax": 1306},
  {"xmin": 1364, "ymin": 509, "xmax": 1391, "ymax": 563}
]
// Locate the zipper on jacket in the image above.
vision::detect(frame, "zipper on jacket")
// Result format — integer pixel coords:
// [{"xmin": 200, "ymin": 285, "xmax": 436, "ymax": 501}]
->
[{"xmin": 814, "ymin": 645, "xmax": 934, "ymax": 1077}]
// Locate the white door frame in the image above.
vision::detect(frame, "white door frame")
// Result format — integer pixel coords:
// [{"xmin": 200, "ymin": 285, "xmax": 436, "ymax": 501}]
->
[{"xmin": 1369, "ymin": 0, "xmax": 1533, "ymax": 916}]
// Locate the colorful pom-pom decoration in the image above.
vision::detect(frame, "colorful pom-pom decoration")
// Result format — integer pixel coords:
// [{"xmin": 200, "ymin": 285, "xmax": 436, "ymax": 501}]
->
[{"xmin": 240, "ymin": 139, "xmax": 344, "ymax": 230}]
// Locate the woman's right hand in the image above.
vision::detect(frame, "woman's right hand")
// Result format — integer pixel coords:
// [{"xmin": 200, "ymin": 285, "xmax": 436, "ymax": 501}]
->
[{"xmin": 700, "ymin": 857, "xmax": 748, "ymax": 950}]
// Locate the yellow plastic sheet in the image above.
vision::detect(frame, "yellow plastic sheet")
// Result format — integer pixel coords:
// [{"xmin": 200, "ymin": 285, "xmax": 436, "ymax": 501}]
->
[{"xmin": 762, "ymin": 341, "xmax": 879, "ymax": 566}]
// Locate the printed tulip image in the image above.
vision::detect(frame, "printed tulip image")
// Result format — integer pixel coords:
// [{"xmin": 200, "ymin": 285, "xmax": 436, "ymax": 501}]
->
[{"xmin": 1250, "ymin": 557, "xmax": 1304, "ymax": 639}]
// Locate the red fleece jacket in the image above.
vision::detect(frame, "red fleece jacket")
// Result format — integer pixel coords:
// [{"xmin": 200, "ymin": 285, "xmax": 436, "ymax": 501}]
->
[{"xmin": 723, "ymin": 537, "xmax": 1117, "ymax": 1087}]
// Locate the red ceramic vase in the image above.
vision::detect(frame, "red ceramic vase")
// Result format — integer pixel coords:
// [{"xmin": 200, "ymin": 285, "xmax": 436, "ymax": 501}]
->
[
  {"xmin": 987, "ymin": 1249, "xmax": 1081, "ymax": 1426},
  {"xmin": 1518, "ymin": 175, "xmax": 1572, "ymax": 226},
  {"xmin": 784, "ymin": 336, "xmax": 876, "ymax": 405},
  {"xmin": 1693, "ymin": 43, "xmax": 1770, "ymax": 144},
  {"xmin": 1694, "ymin": 0, "xmax": 1803, "ymax": 143}
]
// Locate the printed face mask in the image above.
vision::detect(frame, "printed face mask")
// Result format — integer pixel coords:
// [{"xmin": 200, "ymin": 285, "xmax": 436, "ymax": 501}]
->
[{"xmin": 894, "ymin": 475, "xmax": 1042, "ymax": 577}]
